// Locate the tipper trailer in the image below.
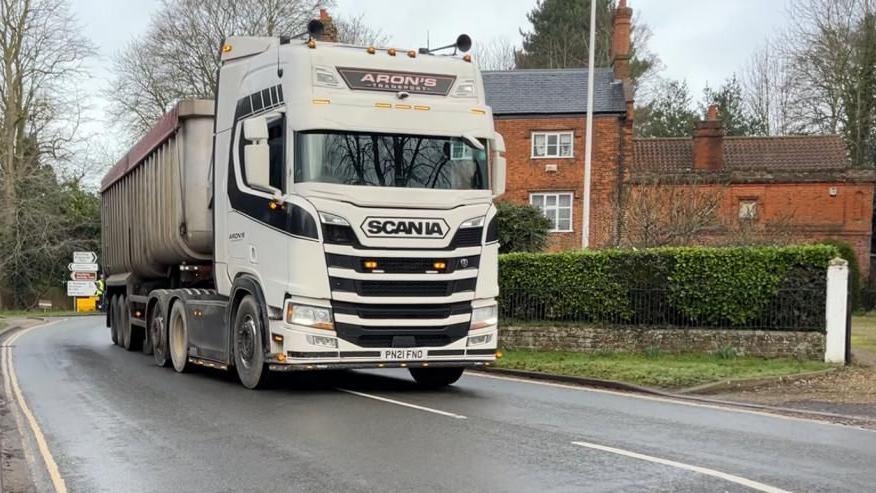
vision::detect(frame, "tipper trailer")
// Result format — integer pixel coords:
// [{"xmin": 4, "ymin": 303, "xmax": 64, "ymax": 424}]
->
[{"xmin": 101, "ymin": 24, "xmax": 506, "ymax": 389}]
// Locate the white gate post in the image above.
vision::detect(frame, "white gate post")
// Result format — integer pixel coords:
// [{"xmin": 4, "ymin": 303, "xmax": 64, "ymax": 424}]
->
[{"xmin": 824, "ymin": 258, "xmax": 849, "ymax": 364}]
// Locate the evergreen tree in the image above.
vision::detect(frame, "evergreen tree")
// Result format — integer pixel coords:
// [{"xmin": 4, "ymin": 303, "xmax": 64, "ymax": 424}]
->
[
  {"xmin": 635, "ymin": 79, "xmax": 698, "ymax": 138},
  {"xmin": 701, "ymin": 75, "xmax": 768, "ymax": 136}
]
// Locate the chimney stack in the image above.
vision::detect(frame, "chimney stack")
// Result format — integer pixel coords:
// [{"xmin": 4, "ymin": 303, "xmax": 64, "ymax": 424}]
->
[
  {"xmin": 611, "ymin": 0, "xmax": 633, "ymax": 81},
  {"xmin": 319, "ymin": 8, "xmax": 338, "ymax": 42},
  {"xmin": 693, "ymin": 104, "xmax": 725, "ymax": 170}
]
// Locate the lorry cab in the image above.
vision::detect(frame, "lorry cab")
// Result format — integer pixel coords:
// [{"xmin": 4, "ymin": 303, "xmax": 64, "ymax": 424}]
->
[{"xmin": 102, "ymin": 25, "xmax": 505, "ymax": 389}]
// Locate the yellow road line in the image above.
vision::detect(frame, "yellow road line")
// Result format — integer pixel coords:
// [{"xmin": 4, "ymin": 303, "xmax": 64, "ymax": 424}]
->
[{"xmin": 2, "ymin": 321, "xmax": 68, "ymax": 493}]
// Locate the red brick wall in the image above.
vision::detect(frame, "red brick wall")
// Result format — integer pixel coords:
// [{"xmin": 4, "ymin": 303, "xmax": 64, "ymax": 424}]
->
[
  {"xmin": 495, "ymin": 114, "xmax": 626, "ymax": 250},
  {"xmin": 623, "ymin": 181, "xmax": 874, "ymax": 276}
]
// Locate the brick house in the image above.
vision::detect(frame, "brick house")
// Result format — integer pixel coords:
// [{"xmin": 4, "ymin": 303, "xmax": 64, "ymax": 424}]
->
[{"xmin": 482, "ymin": 0, "xmax": 876, "ymax": 276}]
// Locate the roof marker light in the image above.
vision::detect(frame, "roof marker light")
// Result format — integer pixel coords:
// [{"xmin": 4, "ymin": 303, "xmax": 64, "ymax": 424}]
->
[
  {"xmin": 463, "ymin": 54, "xmax": 472, "ymax": 62},
  {"xmin": 387, "ymin": 48, "xmax": 397, "ymax": 56},
  {"xmin": 367, "ymin": 46, "xmax": 376, "ymax": 54},
  {"xmin": 222, "ymin": 44, "xmax": 232, "ymax": 53},
  {"xmin": 307, "ymin": 39, "xmax": 317, "ymax": 49},
  {"xmin": 407, "ymin": 50, "xmax": 416, "ymax": 58}
]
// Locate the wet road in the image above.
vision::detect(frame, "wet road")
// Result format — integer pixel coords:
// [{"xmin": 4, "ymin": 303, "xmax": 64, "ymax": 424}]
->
[{"xmin": 5, "ymin": 317, "xmax": 876, "ymax": 492}]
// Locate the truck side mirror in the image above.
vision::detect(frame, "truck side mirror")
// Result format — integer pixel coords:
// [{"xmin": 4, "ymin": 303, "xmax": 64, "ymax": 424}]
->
[
  {"xmin": 491, "ymin": 132, "xmax": 506, "ymax": 198},
  {"xmin": 242, "ymin": 116, "xmax": 277, "ymax": 195}
]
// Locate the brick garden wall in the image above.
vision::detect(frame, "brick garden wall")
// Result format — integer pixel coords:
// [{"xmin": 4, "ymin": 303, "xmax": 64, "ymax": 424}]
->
[{"xmin": 500, "ymin": 325, "xmax": 826, "ymax": 360}]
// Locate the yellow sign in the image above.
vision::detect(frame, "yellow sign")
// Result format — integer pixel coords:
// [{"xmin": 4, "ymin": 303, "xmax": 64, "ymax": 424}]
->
[{"xmin": 76, "ymin": 297, "xmax": 98, "ymax": 312}]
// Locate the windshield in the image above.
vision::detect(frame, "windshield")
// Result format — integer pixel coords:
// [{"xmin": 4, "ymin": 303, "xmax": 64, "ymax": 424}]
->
[{"xmin": 294, "ymin": 131, "xmax": 489, "ymax": 190}]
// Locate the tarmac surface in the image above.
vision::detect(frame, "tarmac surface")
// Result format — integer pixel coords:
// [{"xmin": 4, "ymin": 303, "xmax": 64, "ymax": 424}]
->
[{"xmin": 4, "ymin": 316, "xmax": 876, "ymax": 492}]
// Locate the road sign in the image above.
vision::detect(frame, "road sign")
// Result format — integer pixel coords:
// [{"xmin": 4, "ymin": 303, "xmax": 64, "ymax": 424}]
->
[
  {"xmin": 68, "ymin": 263, "xmax": 99, "ymax": 272},
  {"xmin": 76, "ymin": 297, "xmax": 98, "ymax": 312},
  {"xmin": 38, "ymin": 300, "xmax": 53, "ymax": 310},
  {"xmin": 70, "ymin": 271, "xmax": 97, "ymax": 281},
  {"xmin": 67, "ymin": 281, "xmax": 97, "ymax": 297},
  {"xmin": 73, "ymin": 251, "xmax": 98, "ymax": 264}
]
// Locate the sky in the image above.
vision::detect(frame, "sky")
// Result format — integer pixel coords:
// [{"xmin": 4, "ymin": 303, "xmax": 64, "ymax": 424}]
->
[{"xmin": 69, "ymin": 0, "xmax": 790, "ymax": 159}]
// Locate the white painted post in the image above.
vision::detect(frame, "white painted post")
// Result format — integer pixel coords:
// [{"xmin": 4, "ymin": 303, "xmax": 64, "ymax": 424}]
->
[{"xmin": 825, "ymin": 258, "xmax": 849, "ymax": 364}]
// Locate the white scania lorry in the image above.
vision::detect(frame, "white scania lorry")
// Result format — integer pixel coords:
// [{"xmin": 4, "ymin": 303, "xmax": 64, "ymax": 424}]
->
[{"xmin": 101, "ymin": 23, "xmax": 505, "ymax": 389}]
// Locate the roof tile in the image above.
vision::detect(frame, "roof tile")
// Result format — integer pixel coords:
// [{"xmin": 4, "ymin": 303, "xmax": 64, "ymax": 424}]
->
[
  {"xmin": 482, "ymin": 68, "xmax": 627, "ymax": 116},
  {"xmin": 632, "ymin": 135, "xmax": 850, "ymax": 172}
]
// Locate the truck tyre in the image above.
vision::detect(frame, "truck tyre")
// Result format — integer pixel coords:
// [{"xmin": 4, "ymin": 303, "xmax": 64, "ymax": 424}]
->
[
  {"xmin": 109, "ymin": 295, "xmax": 119, "ymax": 345},
  {"xmin": 150, "ymin": 301, "xmax": 169, "ymax": 367},
  {"xmin": 409, "ymin": 367, "xmax": 465, "ymax": 388},
  {"xmin": 120, "ymin": 296, "xmax": 136, "ymax": 351},
  {"xmin": 168, "ymin": 301, "xmax": 190, "ymax": 373},
  {"xmin": 233, "ymin": 295, "xmax": 268, "ymax": 389}
]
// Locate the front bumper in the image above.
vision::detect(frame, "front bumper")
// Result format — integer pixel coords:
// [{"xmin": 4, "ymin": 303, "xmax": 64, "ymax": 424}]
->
[{"xmin": 266, "ymin": 320, "xmax": 498, "ymax": 371}]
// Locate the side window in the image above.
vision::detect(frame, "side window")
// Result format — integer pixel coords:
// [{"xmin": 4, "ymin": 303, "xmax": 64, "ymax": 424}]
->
[
  {"xmin": 237, "ymin": 113, "xmax": 285, "ymax": 192},
  {"xmin": 267, "ymin": 117, "xmax": 284, "ymax": 190}
]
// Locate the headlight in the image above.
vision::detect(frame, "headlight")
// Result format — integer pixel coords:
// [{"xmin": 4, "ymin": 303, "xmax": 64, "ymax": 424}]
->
[
  {"xmin": 286, "ymin": 303, "xmax": 334, "ymax": 330},
  {"xmin": 460, "ymin": 216, "xmax": 485, "ymax": 228},
  {"xmin": 470, "ymin": 304, "xmax": 498, "ymax": 330},
  {"xmin": 319, "ymin": 211, "xmax": 349, "ymax": 226}
]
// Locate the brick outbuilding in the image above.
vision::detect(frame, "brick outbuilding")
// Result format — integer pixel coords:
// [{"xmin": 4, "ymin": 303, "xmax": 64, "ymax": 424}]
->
[{"xmin": 482, "ymin": 0, "xmax": 876, "ymax": 277}]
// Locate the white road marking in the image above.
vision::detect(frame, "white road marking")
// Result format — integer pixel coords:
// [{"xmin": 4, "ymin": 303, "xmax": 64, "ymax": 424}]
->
[
  {"xmin": 469, "ymin": 372, "xmax": 875, "ymax": 432},
  {"xmin": 571, "ymin": 440, "xmax": 792, "ymax": 493},
  {"xmin": 1, "ymin": 320, "xmax": 68, "ymax": 493},
  {"xmin": 337, "ymin": 388, "xmax": 467, "ymax": 420}
]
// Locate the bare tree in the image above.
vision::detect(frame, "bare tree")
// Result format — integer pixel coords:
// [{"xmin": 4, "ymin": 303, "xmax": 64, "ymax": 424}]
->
[
  {"xmin": 0, "ymin": 0, "xmax": 97, "ymax": 307},
  {"xmin": 782, "ymin": 0, "xmax": 876, "ymax": 165},
  {"xmin": 616, "ymin": 177, "xmax": 722, "ymax": 248},
  {"xmin": 107, "ymin": 0, "xmax": 326, "ymax": 137},
  {"xmin": 474, "ymin": 37, "xmax": 517, "ymax": 71},
  {"xmin": 741, "ymin": 41, "xmax": 795, "ymax": 136},
  {"xmin": 334, "ymin": 13, "xmax": 389, "ymax": 46}
]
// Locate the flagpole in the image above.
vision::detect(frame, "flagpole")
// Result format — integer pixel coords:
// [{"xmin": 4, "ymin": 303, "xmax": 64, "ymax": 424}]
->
[{"xmin": 582, "ymin": 0, "xmax": 597, "ymax": 248}]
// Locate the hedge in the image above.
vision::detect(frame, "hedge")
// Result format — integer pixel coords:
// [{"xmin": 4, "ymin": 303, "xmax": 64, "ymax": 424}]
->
[{"xmin": 498, "ymin": 245, "xmax": 839, "ymax": 330}]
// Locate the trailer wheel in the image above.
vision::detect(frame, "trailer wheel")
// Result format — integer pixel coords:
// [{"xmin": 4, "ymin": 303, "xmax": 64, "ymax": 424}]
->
[
  {"xmin": 109, "ymin": 295, "xmax": 119, "ymax": 345},
  {"xmin": 120, "ymin": 296, "xmax": 136, "ymax": 351},
  {"xmin": 408, "ymin": 367, "xmax": 465, "ymax": 388},
  {"xmin": 233, "ymin": 295, "xmax": 267, "ymax": 389},
  {"xmin": 150, "ymin": 301, "xmax": 169, "ymax": 367},
  {"xmin": 168, "ymin": 301, "xmax": 190, "ymax": 373}
]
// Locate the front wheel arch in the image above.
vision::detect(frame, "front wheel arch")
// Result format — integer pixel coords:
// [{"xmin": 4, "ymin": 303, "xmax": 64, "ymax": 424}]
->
[{"xmin": 227, "ymin": 275, "xmax": 272, "ymax": 362}]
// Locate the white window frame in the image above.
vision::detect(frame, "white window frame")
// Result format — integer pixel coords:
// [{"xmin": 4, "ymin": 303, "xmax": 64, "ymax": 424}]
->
[
  {"xmin": 738, "ymin": 199, "xmax": 758, "ymax": 220},
  {"xmin": 530, "ymin": 192, "xmax": 574, "ymax": 232},
  {"xmin": 531, "ymin": 131, "xmax": 574, "ymax": 159}
]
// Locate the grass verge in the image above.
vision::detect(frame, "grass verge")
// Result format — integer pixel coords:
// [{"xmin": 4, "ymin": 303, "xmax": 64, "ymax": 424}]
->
[
  {"xmin": 852, "ymin": 314, "xmax": 876, "ymax": 355},
  {"xmin": 496, "ymin": 350, "xmax": 832, "ymax": 390}
]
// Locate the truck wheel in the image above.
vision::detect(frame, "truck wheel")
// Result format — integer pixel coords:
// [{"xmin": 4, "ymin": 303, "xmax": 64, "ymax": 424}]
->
[
  {"xmin": 109, "ymin": 295, "xmax": 119, "ymax": 345},
  {"xmin": 409, "ymin": 367, "xmax": 465, "ymax": 388},
  {"xmin": 168, "ymin": 301, "xmax": 190, "ymax": 373},
  {"xmin": 150, "ymin": 302, "xmax": 169, "ymax": 367},
  {"xmin": 120, "ymin": 296, "xmax": 136, "ymax": 351},
  {"xmin": 233, "ymin": 295, "xmax": 268, "ymax": 389},
  {"xmin": 140, "ymin": 316, "xmax": 153, "ymax": 355}
]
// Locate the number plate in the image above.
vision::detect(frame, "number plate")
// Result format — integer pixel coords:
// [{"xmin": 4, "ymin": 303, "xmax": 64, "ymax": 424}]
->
[{"xmin": 382, "ymin": 348, "xmax": 426, "ymax": 360}]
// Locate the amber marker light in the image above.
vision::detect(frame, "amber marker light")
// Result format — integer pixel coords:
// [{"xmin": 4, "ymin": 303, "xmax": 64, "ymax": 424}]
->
[
  {"xmin": 277, "ymin": 353, "xmax": 287, "ymax": 363},
  {"xmin": 432, "ymin": 261, "xmax": 447, "ymax": 271},
  {"xmin": 307, "ymin": 39, "xmax": 317, "ymax": 49},
  {"xmin": 414, "ymin": 105, "xmax": 430, "ymax": 111},
  {"xmin": 387, "ymin": 48, "xmax": 397, "ymax": 56},
  {"xmin": 367, "ymin": 46, "xmax": 376, "ymax": 54},
  {"xmin": 222, "ymin": 44, "xmax": 232, "ymax": 53},
  {"xmin": 363, "ymin": 260, "xmax": 378, "ymax": 270},
  {"xmin": 407, "ymin": 50, "xmax": 416, "ymax": 58},
  {"xmin": 375, "ymin": 102, "xmax": 392, "ymax": 109},
  {"xmin": 463, "ymin": 54, "xmax": 472, "ymax": 62},
  {"xmin": 496, "ymin": 350, "xmax": 504, "ymax": 359},
  {"xmin": 268, "ymin": 201, "xmax": 280, "ymax": 210}
]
